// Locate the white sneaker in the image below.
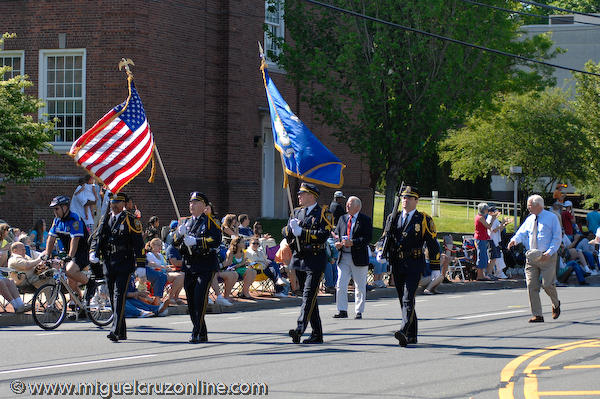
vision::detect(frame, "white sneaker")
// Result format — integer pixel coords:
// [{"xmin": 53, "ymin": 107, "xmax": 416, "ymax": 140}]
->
[
  {"xmin": 373, "ymin": 280, "xmax": 386, "ymax": 288},
  {"xmin": 157, "ymin": 308, "xmax": 169, "ymax": 317},
  {"xmin": 276, "ymin": 277, "xmax": 289, "ymax": 286},
  {"xmin": 496, "ymin": 272, "xmax": 509, "ymax": 279},
  {"xmin": 274, "ymin": 292, "xmax": 287, "ymax": 298},
  {"xmin": 215, "ymin": 296, "xmax": 233, "ymax": 307},
  {"xmin": 140, "ymin": 310, "xmax": 153, "ymax": 318},
  {"xmin": 591, "ymin": 269, "xmax": 599, "ymax": 275},
  {"xmin": 423, "ymin": 289, "xmax": 433, "ymax": 295},
  {"xmin": 208, "ymin": 297, "xmax": 214, "ymax": 305}
]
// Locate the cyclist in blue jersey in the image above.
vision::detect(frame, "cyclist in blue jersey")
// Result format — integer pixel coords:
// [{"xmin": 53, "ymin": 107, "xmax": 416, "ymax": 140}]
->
[{"xmin": 44, "ymin": 195, "xmax": 96, "ymax": 302}]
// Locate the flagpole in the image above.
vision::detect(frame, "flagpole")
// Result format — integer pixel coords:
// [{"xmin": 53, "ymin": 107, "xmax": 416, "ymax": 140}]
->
[
  {"xmin": 118, "ymin": 58, "xmax": 181, "ymax": 220},
  {"xmin": 153, "ymin": 146, "xmax": 181, "ymax": 220}
]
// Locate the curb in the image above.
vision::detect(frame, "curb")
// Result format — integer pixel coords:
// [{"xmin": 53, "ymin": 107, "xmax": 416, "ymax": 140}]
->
[{"xmin": 1, "ymin": 275, "xmax": 597, "ymax": 328}]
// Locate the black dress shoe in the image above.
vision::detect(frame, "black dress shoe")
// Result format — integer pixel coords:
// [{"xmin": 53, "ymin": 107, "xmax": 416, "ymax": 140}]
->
[
  {"xmin": 107, "ymin": 332, "xmax": 119, "ymax": 342},
  {"xmin": 333, "ymin": 311, "xmax": 348, "ymax": 319},
  {"xmin": 394, "ymin": 330, "xmax": 408, "ymax": 347},
  {"xmin": 189, "ymin": 334, "xmax": 200, "ymax": 344},
  {"xmin": 117, "ymin": 335, "xmax": 127, "ymax": 341},
  {"xmin": 198, "ymin": 335, "xmax": 208, "ymax": 343},
  {"xmin": 407, "ymin": 337, "xmax": 418, "ymax": 344},
  {"xmin": 302, "ymin": 335, "xmax": 323, "ymax": 344},
  {"xmin": 354, "ymin": 313, "xmax": 362, "ymax": 319},
  {"xmin": 289, "ymin": 329, "xmax": 301, "ymax": 344}
]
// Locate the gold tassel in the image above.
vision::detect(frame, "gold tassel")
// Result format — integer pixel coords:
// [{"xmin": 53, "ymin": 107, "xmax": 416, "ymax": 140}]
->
[{"xmin": 148, "ymin": 149, "xmax": 156, "ymax": 183}]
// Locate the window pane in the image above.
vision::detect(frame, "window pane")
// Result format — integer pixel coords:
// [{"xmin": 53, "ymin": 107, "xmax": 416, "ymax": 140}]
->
[
  {"xmin": 12, "ymin": 58, "xmax": 20, "ymax": 72},
  {"xmin": 65, "ymin": 70, "xmax": 73, "ymax": 83},
  {"xmin": 56, "ymin": 70, "xmax": 64, "ymax": 84},
  {"xmin": 65, "ymin": 116, "xmax": 74, "ymax": 128},
  {"xmin": 56, "ymin": 56, "xmax": 64, "ymax": 69},
  {"xmin": 74, "ymin": 70, "xmax": 82, "ymax": 83},
  {"xmin": 65, "ymin": 83, "xmax": 73, "ymax": 97},
  {"xmin": 57, "ymin": 101, "xmax": 64, "ymax": 113},
  {"xmin": 75, "ymin": 115, "xmax": 83, "ymax": 128},
  {"xmin": 65, "ymin": 56, "xmax": 73, "ymax": 69},
  {"xmin": 74, "ymin": 56, "xmax": 82, "ymax": 69},
  {"xmin": 56, "ymin": 84, "xmax": 64, "ymax": 97},
  {"xmin": 74, "ymin": 101, "xmax": 82, "ymax": 113},
  {"xmin": 47, "ymin": 84, "xmax": 55, "ymax": 97},
  {"xmin": 74, "ymin": 84, "xmax": 82, "ymax": 97},
  {"xmin": 48, "ymin": 57, "xmax": 55, "ymax": 70},
  {"xmin": 47, "ymin": 70, "xmax": 55, "ymax": 83},
  {"xmin": 66, "ymin": 101, "xmax": 73, "ymax": 113},
  {"xmin": 48, "ymin": 101, "xmax": 55, "ymax": 114}
]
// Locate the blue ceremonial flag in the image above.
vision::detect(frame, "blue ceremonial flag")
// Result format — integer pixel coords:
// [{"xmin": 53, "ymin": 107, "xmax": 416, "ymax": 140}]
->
[{"xmin": 260, "ymin": 61, "xmax": 345, "ymax": 188}]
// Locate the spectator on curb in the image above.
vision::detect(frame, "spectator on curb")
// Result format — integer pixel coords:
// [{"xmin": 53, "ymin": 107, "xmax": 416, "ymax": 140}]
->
[
  {"xmin": 474, "ymin": 203, "xmax": 493, "ymax": 281},
  {"xmin": 145, "ymin": 238, "xmax": 185, "ymax": 305},
  {"xmin": 7, "ymin": 242, "xmax": 50, "ymax": 290},
  {"xmin": 222, "ymin": 236, "xmax": 257, "ymax": 299},
  {"xmin": 0, "ymin": 223, "xmax": 12, "ymax": 267},
  {"xmin": 125, "ymin": 275, "xmax": 169, "ymax": 318},
  {"xmin": 586, "ymin": 203, "xmax": 600, "ymax": 236},
  {"xmin": 145, "ymin": 216, "xmax": 161, "ymax": 243},
  {"xmin": 238, "ymin": 214, "xmax": 253, "ymax": 237},
  {"xmin": 221, "ymin": 214, "xmax": 239, "ymax": 242},
  {"xmin": 28, "ymin": 219, "xmax": 48, "ymax": 252},
  {"xmin": 0, "ymin": 274, "xmax": 29, "ymax": 313},
  {"xmin": 246, "ymin": 237, "xmax": 289, "ymax": 298},
  {"xmin": 329, "ymin": 191, "xmax": 346, "ymax": 226}
]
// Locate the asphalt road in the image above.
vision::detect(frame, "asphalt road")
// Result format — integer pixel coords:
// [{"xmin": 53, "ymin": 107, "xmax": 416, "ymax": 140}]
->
[{"xmin": 0, "ymin": 286, "xmax": 599, "ymax": 399}]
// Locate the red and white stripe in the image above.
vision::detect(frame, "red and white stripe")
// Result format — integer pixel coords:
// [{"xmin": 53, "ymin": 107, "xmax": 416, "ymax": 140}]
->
[{"xmin": 69, "ymin": 109, "xmax": 154, "ymax": 193}]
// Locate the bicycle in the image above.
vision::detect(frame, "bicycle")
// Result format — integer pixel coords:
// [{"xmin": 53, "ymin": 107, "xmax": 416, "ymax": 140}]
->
[{"xmin": 31, "ymin": 259, "xmax": 113, "ymax": 330}]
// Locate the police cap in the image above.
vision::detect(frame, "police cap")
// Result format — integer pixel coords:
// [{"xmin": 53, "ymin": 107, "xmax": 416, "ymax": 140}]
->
[
  {"xmin": 298, "ymin": 182, "xmax": 320, "ymax": 198},
  {"xmin": 190, "ymin": 191, "xmax": 209, "ymax": 204},
  {"xmin": 110, "ymin": 193, "xmax": 127, "ymax": 203},
  {"xmin": 401, "ymin": 186, "xmax": 419, "ymax": 199}
]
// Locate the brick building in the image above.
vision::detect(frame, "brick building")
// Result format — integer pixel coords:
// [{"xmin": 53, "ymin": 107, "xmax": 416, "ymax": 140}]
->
[{"xmin": 0, "ymin": 1, "xmax": 372, "ymax": 232}]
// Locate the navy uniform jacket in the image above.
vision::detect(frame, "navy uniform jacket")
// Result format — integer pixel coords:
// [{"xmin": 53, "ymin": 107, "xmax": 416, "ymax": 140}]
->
[
  {"xmin": 334, "ymin": 212, "xmax": 373, "ymax": 266},
  {"xmin": 89, "ymin": 211, "xmax": 145, "ymax": 273},
  {"xmin": 173, "ymin": 214, "xmax": 222, "ymax": 274},
  {"xmin": 282, "ymin": 204, "xmax": 334, "ymax": 272},
  {"xmin": 383, "ymin": 210, "xmax": 440, "ymax": 271}
]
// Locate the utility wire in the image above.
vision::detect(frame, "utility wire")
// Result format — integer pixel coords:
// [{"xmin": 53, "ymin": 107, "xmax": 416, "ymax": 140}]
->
[
  {"xmin": 301, "ymin": 0, "xmax": 600, "ymax": 77},
  {"xmin": 518, "ymin": 0, "xmax": 600, "ymax": 19},
  {"xmin": 459, "ymin": 0, "xmax": 600, "ymax": 27}
]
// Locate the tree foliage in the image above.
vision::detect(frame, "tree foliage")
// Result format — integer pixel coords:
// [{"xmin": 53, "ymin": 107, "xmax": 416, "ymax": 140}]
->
[
  {"xmin": 268, "ymin": 0, "xmax": 557, "ymax": 223},
  {"xmin": 0, "ymin": 33, "xmax": 56, "ymax": 194},
  {"xmin": 439, "ymin": 88, "xmax": 591, "ymax": 193}
]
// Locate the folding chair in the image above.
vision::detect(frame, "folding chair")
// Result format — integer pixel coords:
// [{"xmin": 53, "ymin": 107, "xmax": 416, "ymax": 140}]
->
[{"xmin": 443, "ymin": 235, "xmax": 467, "ymax": 282}]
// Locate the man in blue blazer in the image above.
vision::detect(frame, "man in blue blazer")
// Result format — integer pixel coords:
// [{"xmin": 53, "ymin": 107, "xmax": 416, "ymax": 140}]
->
[{"xmin": 333, "ymin": 196, "xmax": 373, "ymax": 319}]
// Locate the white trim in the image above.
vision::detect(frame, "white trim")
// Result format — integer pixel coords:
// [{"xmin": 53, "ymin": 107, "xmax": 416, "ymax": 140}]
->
[
  {"xmin": 0, "ymin": 49, "xmax": 25, "ymax": 79},
  {"xmin": 38, "ymin": 48, "xmax": 86, "ymax": 152}
]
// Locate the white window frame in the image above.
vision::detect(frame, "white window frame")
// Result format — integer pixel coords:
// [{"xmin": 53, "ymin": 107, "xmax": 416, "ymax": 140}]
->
[
  {"xmin": 264, "ymin": 0, "xmax": 285, "ymax": 63},
  {"xmin": 0, "ymin": 50, "xmax": 25, "ymax": 80},
  {"xmin": 38, "ymin": 48, "xmax": 86, "ymax": 152}
]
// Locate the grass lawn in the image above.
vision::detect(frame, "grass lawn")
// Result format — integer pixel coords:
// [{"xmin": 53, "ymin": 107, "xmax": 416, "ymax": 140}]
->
[{"xmin": 259, "ymin": 197, "xmax": 515, "ymax": 244}]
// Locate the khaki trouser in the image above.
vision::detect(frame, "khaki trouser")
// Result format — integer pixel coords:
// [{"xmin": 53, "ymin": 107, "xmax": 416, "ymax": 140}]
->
[{"xmin": 525, "ymin": 253, "xmax": 559, "ymax": 317}]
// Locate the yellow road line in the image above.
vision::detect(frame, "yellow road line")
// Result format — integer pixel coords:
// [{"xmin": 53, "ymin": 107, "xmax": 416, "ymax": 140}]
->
[
  {"xmin": 538, "ymin": 391, "xmax": 600, "ymax": 396},
  {"xmin": 564, "ymin": 365, "xmax": 600, "ymax": 369},
  {"xmin": 498, "ymin": 339, "xmax": 597, "ymax": 399}
]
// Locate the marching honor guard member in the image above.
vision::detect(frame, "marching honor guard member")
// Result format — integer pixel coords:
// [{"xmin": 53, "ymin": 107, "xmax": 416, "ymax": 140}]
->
[
  {"xmin": 284, "ymin": 182, "xmax": 334, "ymax": 344},
  {"xmin": 173, "ymin": 192, "xmax": 221, "ymax": 344},
  {"xmin": 89, "ymin": 193, "xmax": 145, "ymax": 342},
  {"xmin": 380, "ymin": 186, "xmax": 440, "ymax": 347}
]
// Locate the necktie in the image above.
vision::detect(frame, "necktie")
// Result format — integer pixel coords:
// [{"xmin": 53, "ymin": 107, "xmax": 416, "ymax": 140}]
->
[
  {"xmin": 530, "ymin": 216, "xmax": 538, "ymax": 249},
  {"xmin": 346, "ymin": 215, "xmax": 352, "ymax": 238},
  {"xmin": 402, "ymin": 212, "xmax": 408, "ymax": 229},
  {"xmin": 110, "ymin": 215, "xmax": 116, "ymax": 228}
]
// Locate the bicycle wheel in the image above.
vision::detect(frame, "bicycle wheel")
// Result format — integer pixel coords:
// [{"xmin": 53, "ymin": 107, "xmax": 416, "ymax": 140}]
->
[
  {"xmin": 32, "ymin": 283, "xmax": 67, "ymax": 330},
  {"xmin": 86, "ymin": 280, "xmax": 114, "ymax": 327}
]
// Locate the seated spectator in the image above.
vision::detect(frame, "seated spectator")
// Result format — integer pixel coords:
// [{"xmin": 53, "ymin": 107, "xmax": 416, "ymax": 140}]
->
[
  {"xmin": 221, "ymin": 214, "xmax": 239, "ymax": 242},
  {"xmin": 144, "ymin": 238, "xmax": 185, "ymax": 305},
  {"xmin": 562, "ymin": 235, "xmax": 593, "ymax": 275},
  {"xmin": 238, "ymin": 214, "xmax": 254, "ymax": 237},
  {"xmin": 245, "ymin": 237, "xmax": 289, "ymax": 297},
  {"xmin": 163, "ymin": 220, "xmax": 178, "ymax": 248},
  {"xmin": 222, "ymin": 236, "xmax": 257, "ymax": 299},
  {"xmin": 0, "ymin": 223, "xmax": 12, "ymax": 267},
  {"xmin": 418, "ymin": 247, "xmax": 445, "ymax": 294},
  {"xmin": 0, "ymin": 274, "xmax": 29, "ymax": 313},
  {"xmin": 576, "ymin": 232, "xmax": 599, "ymax": 274},
  {"xmin": 29, "ymin": 219, "xmax": 48, "ymax": 252},
  {"xmin": 144, "ymin": 216, "xmax": 161, "ymax": 243},
  {"xmin": 19, "ymin": 233, "xmax": 40, "ymax": 258},
  {"xmin": 7, "ymin": 242, "xmax": 52, "ymax": 290},
  {"xmin": 125, "ymin": 275, "xmax": 169, "ymax": 318},
  {"xmin": 557, "ymin": 240, "xmax": 588, "ymax": 285},
  {"xmin": 210, "ymin": 245, "xmax": 236, "ymax": 306},
  {"xmin": 369, "ymin": 244, "xmax": 387, "ymax": 288}
]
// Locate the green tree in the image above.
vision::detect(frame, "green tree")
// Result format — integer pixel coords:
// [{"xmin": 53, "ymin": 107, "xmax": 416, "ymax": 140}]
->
[
  {"xmin": 0, "ymin": 33, "xmax": 56, "ymax": 194},
  {"xmin": 439, "ymin": 88, "xmax": 591, "ymax": 194},
  {"xmin": 268, "ymin": 0, "xmax": 557, "ymax": 224},
  {"xmin": 573, "ymin": 61, "xmax": 600, "ymax": 203}
]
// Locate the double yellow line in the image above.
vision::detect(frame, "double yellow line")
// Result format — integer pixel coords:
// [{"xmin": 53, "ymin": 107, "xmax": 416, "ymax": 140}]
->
[{"xmin": 499, "ymin": 339, "xmax": 600, "ymax": 398}]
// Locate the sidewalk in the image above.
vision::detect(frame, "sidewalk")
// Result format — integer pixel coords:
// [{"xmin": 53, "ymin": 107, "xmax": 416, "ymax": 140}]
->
[{"xmin": 1, "ymin": 275, "xmax": 597, "ymax": 327}]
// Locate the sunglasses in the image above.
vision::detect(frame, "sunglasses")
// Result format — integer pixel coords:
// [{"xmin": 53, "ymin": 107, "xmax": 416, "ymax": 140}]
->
[{"xmin": 251, "ymin": 242, "xmax": 259, "ymax": 245}]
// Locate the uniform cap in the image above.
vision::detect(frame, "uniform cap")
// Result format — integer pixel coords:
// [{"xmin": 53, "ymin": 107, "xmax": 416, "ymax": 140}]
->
[
  {"xmin": 401, "ymin": 186, "xmax": 419, "ymax": 199},
  {"xmin": 334, "ymin": 190, "xmax": 345, "ymax": 198},
  {"xmin": 298, "ymin": 182, "xmax": 320, "ymax": 198},
  {"xmin": 110, "ymin": 193, "xmax": 127, "ymax": 203},
  {"xmin": 190, "ymin": 191, "xmax": 209, "ymax": 203}
]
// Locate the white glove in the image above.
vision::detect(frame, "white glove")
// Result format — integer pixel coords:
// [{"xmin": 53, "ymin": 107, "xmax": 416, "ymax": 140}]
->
[
  {"xmin": 289, "ymin": 218, "xmax": 302, "ymax": 236},
  {"xmin": 177, "ymin": 223, "xmax": 187, "ymax": 236},
  {"xmin": 183, "ymin": 235, "xmax": 196, "ymax": 247},
  {"xmin": 135, "ymin": 267, "xmax": 146, "ymax": 279},
  {"xmin": 376, "ymin": 250, "xmax": 386, "ymax": 263},
  {"xmin": 89, "ymin": 252, "xmax": 100, "ymax": 263}
]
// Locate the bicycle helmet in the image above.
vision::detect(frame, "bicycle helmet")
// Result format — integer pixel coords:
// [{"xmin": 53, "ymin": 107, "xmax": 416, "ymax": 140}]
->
[{"xmin": 49, "ymin": 195, "xmax": 70, "ymax": 207}]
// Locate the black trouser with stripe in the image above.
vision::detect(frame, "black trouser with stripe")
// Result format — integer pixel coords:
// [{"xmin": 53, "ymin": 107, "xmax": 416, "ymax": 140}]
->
[
  {"xmin": 184, "ymin": 270, "xmax": 215, "ymax": 339},
  {"xmin": 295, "ymin": 269, "xmax": 324, "ymax": 337},
  {"xmin": 107, "ymin": 269, "xmax": 132, "ymax": 338},
  {"xmin": 391, "ymin": 260, "xmax": 422, "ymax": 339}
]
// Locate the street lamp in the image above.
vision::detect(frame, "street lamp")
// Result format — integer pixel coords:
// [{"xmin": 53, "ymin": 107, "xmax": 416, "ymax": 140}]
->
[{"xmin": 509, "ymin": 166, "xmax": 522, "ymax": 230}]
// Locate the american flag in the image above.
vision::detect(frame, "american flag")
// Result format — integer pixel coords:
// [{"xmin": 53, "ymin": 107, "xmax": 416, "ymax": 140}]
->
[{"xmin": 69, "ymin": 82, "xmax": 154, "ymax": 193}]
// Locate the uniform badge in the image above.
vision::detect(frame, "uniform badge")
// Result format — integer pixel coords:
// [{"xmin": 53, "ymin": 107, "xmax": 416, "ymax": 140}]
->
[
  {"xmin": 134, "ymin": 219, "xmax": 142, "ymax": 230},
  {"xmin": 72, "ymin": 221, "xmax": 79, "ymax": 231},
  {"xmin": 120, "ymin": 225, "xmax": 125, "ymax": 231},
  {"xmin": 402, "ymin": 232, "xmax": 408, "ymax": 237},
  {"xmin": 415, "ymin": 224, "xmax": 420, "ymax": 233}
]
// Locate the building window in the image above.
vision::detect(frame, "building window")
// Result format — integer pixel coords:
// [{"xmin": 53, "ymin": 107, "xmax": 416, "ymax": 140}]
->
[
  {"xmin": 265, "ymin": 0, "xmax": 284, "ymax": 60},
  {"xmin": 0, "ymin": 50, "xmax": 24, "ymax": 80},
  {"xmin": 39, "ymin": 49, "xmax": 86, "ymax": 148}
]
